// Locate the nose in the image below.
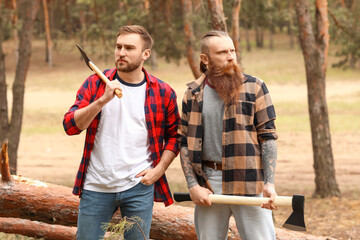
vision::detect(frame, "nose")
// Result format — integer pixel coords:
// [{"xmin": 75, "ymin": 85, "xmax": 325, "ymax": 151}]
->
[
  {"xmin": 119, "ymin": 48, "xmax": 126, "ymax": 56},
  {"xmin": 116, "ymin": 47, "xmax": 126, "ymax": 57},
  {"xmin": 227, "ymin": 51, "xmax": 235, "ymax": 62}
]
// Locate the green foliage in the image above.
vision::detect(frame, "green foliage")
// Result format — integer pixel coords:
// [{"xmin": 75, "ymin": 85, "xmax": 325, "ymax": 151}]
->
[
  {"xmin": 0, "ymin": 7, "xmax": 14, "ymax": 41},
  {"xmin": 329, "ymin": 0, "xmax": 360, "ymax": 69}
]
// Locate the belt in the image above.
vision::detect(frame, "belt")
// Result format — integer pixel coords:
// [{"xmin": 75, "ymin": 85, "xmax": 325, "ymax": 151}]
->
[{"xmin": 203, "ymin": 160, "xmax": 222, "ymax": 171}]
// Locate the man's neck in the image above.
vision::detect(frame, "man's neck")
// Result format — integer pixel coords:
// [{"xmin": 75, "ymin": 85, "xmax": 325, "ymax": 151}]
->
[{"xmin": 117, "ymin": 67, "xmax": 145, "ymax": 84}]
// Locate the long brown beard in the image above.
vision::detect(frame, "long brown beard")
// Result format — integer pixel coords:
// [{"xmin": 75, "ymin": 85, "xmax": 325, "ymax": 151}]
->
[{"xmin": 207, "ymin": 61, "xmax": 244, "ymax": 104}]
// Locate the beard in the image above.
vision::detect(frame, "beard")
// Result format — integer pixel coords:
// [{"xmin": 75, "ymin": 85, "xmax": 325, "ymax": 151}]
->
[
  {"xmin": 115, "ymin": 56, "xmax": 142, "ymax": 73},
  {"xmin": 206, "ymin": 60, "xmax": 244, "ymax": 104}
]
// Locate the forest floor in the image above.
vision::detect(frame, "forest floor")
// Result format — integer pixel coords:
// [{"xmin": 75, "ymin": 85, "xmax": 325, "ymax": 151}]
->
[{"xmin": 1, "ymin": 37, "xmax": 360, "ymax": 239}]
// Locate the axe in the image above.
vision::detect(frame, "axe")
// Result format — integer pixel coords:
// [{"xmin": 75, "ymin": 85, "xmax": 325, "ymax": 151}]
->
[
  {"xmin": 174, "ymin": 192, "xmax": 306, "ymax": 231},
  {"xmin": 76, "ymin": 44, "xmax": 122, "ymax": 98}
]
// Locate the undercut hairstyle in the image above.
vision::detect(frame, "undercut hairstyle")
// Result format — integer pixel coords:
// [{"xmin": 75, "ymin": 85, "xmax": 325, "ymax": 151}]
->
[
  {"xmin": 116, "ymin": 25, "xmax": 153, "ymax": 50},
  {"xmin": 200, "ymin": 30, "xmax": 229, "ymax": 73}
]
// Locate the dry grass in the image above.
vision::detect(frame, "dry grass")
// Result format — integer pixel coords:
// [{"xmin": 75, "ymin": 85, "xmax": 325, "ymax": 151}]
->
[{"xmin": 1, "ymin": 34, "xmax": 360, "ymax": 239}]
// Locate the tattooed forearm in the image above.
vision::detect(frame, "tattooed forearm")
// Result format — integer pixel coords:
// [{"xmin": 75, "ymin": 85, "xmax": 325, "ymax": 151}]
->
[
  {"xmin": 180, "ymin": 147, "xmax": 199, "ymax": 189},
  {"xmin": 261, "ymin": 139, "xmax": 277, "ymax": 184}
]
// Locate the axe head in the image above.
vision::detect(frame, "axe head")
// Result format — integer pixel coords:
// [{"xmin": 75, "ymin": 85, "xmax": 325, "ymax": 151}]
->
[
  {"xmin": 282, "ymin": 195, "xmax": 306, "ymax": 231},
  {"xmin": 76, "ymin": 44, "xmax": 92, "ymax": 71}
]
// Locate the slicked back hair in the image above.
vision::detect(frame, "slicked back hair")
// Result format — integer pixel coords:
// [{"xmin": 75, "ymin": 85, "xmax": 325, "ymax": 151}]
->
[
  {"xmin": 116, "ymin": 25, "xmax": 153, "ymax": 51},
  {"xmin": 200, "ymin": 30, "xmax": 229, "ymax": 73}
]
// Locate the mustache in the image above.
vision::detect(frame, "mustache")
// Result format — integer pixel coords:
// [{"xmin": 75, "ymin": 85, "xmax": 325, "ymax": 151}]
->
[
  {"xmin": 207, "ymin": 61, "xmax": 244, "ymax": 104},
  {"xmin": 210, "ymin": 61, "xmax": 241, "ymax": 77},
  {"xmin": 116, "ymin": 57, "xmax": 127, "ymax": 62}
]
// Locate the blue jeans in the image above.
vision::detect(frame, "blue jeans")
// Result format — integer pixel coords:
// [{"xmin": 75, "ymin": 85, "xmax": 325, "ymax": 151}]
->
[{"xmin": 77, "ymin": 182, "xmax": 154, "ymax": 240}]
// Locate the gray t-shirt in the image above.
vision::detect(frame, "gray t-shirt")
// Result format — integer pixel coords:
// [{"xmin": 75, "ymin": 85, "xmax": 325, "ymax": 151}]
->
[{"xmin": 201, "ymin": 80, "xmax": 225, "ymax": 163}]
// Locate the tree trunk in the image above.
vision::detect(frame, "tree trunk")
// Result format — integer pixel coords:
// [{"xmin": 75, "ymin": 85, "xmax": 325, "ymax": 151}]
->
[
  {"xmin": 1, "ymin": 139, "xmax": 11, "ymax": 182},
  {"xmin": 288, "ymin": 1, "xmax": 295, "ymax": 49},
  {"xmin": 245, "ymin": 25, "xmax": 251, "ymax": 51},
  {"xmin": 148, "ymin": 50, "xmax": 158, "ymax": 70},
  {"xmin": 255, "ymin": 26, "xmax": 264, "ymax": 48},
  {"xmin": 64, "ymin": 0, "xmax": 72, "ymax": 38},
  {"xmin": 231, "ymin": 0, "xmax": 242, "ymax": 65},
  {"xmin": 0, "ymin": 0, "xmax": 9, "ymax": 143},
  {"xmin": 207, "ymin": 0, "xmax": 227, "ymax": 31},
  {"xmin": 8, "ymin": 0, "xmax": 40, "ymax": 174},
  {"xmin": 181, "ymin": 0, "xmax": 201, "ymax": 79},
  {"xmin": 10, "ymin": 0, "xmax": 18, "ymax": 62},
  {"xmin": 269, "ymin": 26, "xmax": 274, "ymax": 50},
  {"xmin": 295, "ymin": 0, "xmax": 340, "ymax": 198},
  {"xmin": 0, "ymin": 217, "xmax": 76, "ymax": 240},
  {"xmin": 42, "ymin": 0, "xmax": 53, "ymax": 67}
]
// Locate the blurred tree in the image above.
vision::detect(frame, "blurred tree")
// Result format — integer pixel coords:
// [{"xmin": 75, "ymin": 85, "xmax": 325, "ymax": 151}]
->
[
  {"xmin": 295, "ymin": 0, "xmax": 340, "ymax": 198},
  {"xmin": 42, "ymin": 0, "xmax": 53, "ymax": 67},
  {"xmin": 0, "ymin": 0, "xmax": 40, "ymax": 174},
  {"xmin": 206, "ymin": 0, "xmax": 227, "ymax": 31},
  {"xmin": 181, "ymin": 0, "xmax": 201, "ymax": 78},
  {"xmin": 0, "ymin": 1, "xmax": 7, "ymax": 146},
  {"xmin": 328, "ymin": 0, "xmax": 360, "ymax": 69},
  {"xmin": 231, "ymin": 0, "xmax": 242, "ymax": 63}
]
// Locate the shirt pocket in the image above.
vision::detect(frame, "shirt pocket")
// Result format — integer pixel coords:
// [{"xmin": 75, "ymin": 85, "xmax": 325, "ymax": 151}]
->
[{"xmin": 235, "ymin": 100, "xmax": 255, "ymax": 127}]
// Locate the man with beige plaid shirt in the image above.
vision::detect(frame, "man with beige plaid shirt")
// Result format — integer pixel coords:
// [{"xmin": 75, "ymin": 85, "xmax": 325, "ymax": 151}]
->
[{"xmin": 178, "ymin": 30, "xmax": 278, "ymax": 240}]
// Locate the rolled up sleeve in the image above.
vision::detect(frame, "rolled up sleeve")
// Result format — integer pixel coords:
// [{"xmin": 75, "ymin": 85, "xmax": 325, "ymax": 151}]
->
[{"xmin": 254, "ymin": 82, "xmax": 278, "ymax": 142}]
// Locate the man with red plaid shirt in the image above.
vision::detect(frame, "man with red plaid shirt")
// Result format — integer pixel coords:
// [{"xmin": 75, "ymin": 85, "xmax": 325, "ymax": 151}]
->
[{"xmin": 63, "ymin": 25, "xmax": 179, "ymax": 240}]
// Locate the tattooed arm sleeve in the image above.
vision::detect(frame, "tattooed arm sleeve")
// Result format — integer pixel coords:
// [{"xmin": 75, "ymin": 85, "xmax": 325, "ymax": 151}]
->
[
  {"xmin": 261, "ymin": 139, "xmax": 277, "ymax": 184},
  {"xmin": 180, "ymin": 147, "xmax": 199, "ymax": 189}
]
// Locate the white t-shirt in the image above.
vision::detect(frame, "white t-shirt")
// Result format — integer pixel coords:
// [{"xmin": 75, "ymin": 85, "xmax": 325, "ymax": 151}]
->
[{"xmin": 83, "ymin": 76, "xmax": 152, "ymax": 192}]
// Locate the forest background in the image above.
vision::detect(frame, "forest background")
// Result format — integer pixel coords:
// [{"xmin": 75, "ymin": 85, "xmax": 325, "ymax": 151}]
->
[{"xmin": 0, "ymin": 0, "xmax": 360, "ymax": 239}]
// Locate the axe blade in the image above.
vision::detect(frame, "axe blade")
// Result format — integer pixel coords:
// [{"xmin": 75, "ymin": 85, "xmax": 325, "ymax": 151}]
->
[
  {"xmin": 282, "ymin": 195, "xmax": 306, "ymax": 231},
  {"xmin": 76, "ymin": 44, "xmax": 92, "ymax": 71}
]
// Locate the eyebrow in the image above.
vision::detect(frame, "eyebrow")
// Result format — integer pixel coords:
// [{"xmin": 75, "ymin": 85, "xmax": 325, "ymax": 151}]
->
[
  {"xmin": 215, "ymin": 48, "xmax": 235, "ymax": 53},
  {"xmin": 116, "ymin": 43, "xmax": 136, "ymax": 48}
]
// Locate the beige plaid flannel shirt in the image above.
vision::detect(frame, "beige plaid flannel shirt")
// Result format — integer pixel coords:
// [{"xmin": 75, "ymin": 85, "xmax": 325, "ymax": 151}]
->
[{"xmin": 178, "ymin": 74, "xmax": 278, "ymax": 196}]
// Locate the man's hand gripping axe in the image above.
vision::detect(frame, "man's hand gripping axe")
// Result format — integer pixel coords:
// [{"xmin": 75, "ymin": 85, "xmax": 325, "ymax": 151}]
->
[
  {"xmin": 174, "ymin": 193, "xmax": 306, "ymax": 231},
  {"xmin": 76, "ymin": 44, "xmax": 122, "ymax": 98}
]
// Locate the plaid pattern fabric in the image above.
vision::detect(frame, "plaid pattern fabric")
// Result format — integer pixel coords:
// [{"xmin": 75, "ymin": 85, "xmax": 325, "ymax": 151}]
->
[
  {"xmin": 178, "ymin": 74, "xmax": 278, "ymax": 196},
  {"xmin": 63, "ymin": 67, "xmax": 180, "ymax": 206}
]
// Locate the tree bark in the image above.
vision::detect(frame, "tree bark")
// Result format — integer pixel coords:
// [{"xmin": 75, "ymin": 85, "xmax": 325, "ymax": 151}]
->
[
  {"xmin": 42, "ymin": 0, "xmax": 53, "ymax": 67},
  {"xmin": 207, "ymin": 0, "xmax": 227, "ymax": 31},
  {"xmin": 8, "ymin": 0, "xmax": 40, "ymax": 174},
  {"xmin": 231, "ymin": 0, "xmax": 242, "ymax": 65},
  {"xmin": 0, "ymin": 217, "xmax": 76, "ymax": 240},
  {"xmin": 295, "ymin": 0, "xmax": 340, "ymax": 197},
  {"xmin": 1, "ymin": 139, "xmax": 11, "ymax": 182},
  {"xmin": 64, "ymin": 0, "xmax": 72, "ymax": 38},
  {"xmin": 181, "ymin": 0, "xmax": 202, "ymax": 79},
  {"xmin": 245, "ymin": 25, "xmax": 251, "ymax": 51},
  {"xmin": 0, "ymin": 0, "xmax": 9, "ymax": 144}
]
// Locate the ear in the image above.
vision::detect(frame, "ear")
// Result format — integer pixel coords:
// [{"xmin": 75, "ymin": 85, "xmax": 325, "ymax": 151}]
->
[
  {"xmin": 200, "ymin": 54, "xmax": 209, "ymax": 66},
  {"xmin": 143, "ymin": 49, "xmax": 151, "ymax": 61}
]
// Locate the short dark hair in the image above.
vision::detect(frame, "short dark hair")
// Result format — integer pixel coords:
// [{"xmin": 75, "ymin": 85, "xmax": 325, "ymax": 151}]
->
[
  {"xmin": 116, "ymin": 25, "xmax": 153, "ymax": 50},
  {"xmin": 200, "ymin": 30, "xmax": 229, "ymax": 73}
]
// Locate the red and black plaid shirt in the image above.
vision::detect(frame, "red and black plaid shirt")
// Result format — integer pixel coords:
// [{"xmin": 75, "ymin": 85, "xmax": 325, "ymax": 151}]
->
[{"xmin": 63, "ymin": 67, "xmax": 180, "ymax": 206}]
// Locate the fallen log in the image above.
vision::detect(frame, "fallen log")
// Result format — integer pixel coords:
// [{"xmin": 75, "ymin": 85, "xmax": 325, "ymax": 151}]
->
[
  {"xmin": 0, "ymin": 217, "xmax": 76, "ymax": 240},
  {"xmin": 0, "ymin": 176, "xmax": 202, "ymax": 239},
  {"xmin": 0, "ymin": 176, "xmax": 335, "ymax": 240}
]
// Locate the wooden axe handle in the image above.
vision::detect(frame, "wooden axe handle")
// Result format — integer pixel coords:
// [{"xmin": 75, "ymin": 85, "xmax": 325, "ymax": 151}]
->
[
  {"xmin": 88, "ymin": 61, "xmax": 122, "ymax": 98},
  {"xmin": 174, "ymin": 193, "xmax": 293, "ymax": 207},
  {"xmin": 209, "ymin": 194, "xmax": 292, "ymax": 207}
]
